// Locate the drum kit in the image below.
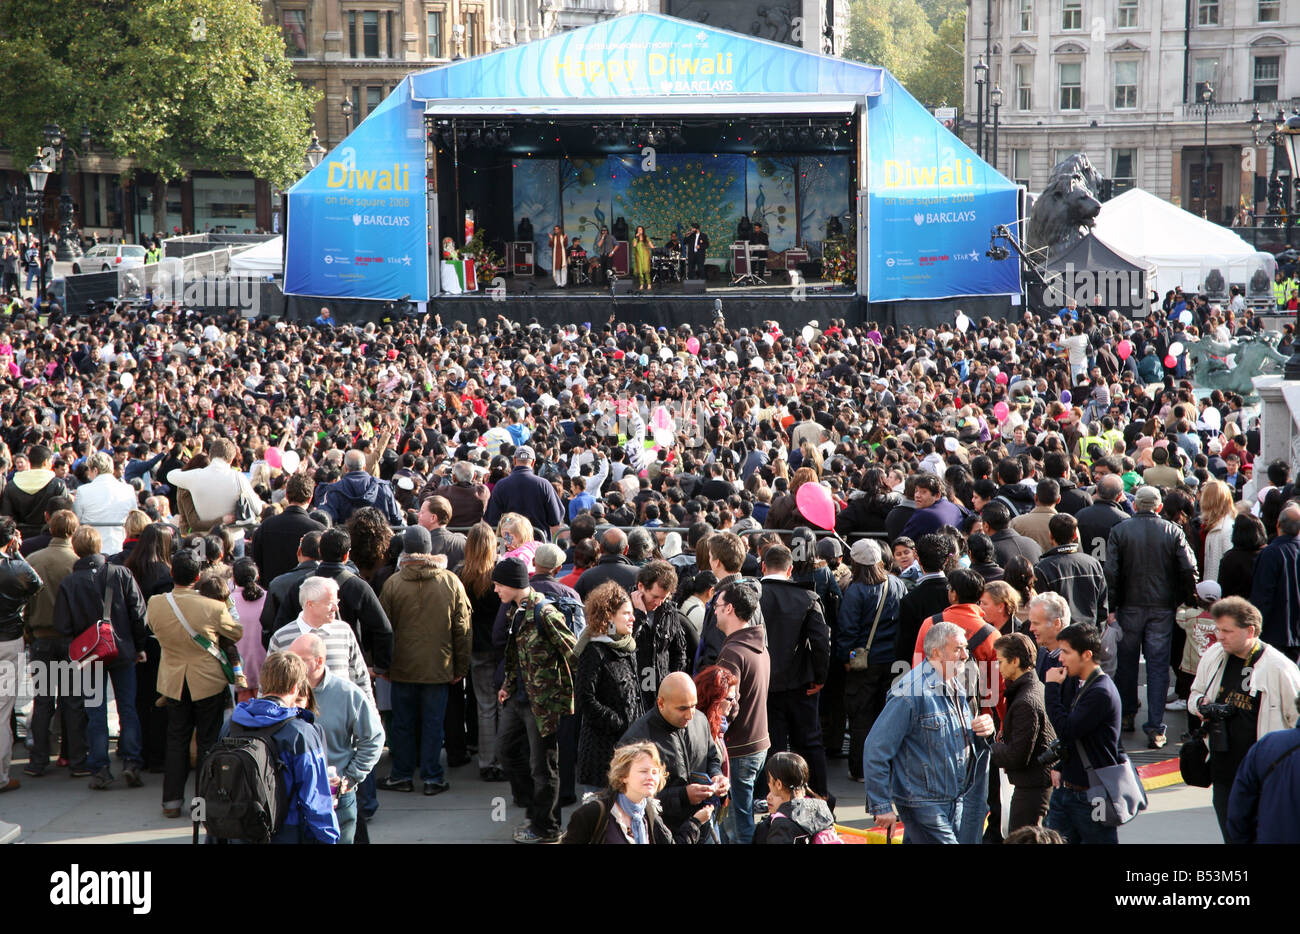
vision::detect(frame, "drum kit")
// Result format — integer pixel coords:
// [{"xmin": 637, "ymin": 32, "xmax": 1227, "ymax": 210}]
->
[
  {"xmin": 567, "ymin": 245, "xmax": 591, "ymax": 285},
  {"xmin": 650, "ymin": 239, "xmax": 684, "ymax": 284}
]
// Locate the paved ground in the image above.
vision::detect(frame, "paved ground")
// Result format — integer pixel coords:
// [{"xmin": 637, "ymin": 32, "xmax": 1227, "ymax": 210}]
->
[{"xmin": 0, "ymin": 680, "xmax": 1221, "ymax": 844}]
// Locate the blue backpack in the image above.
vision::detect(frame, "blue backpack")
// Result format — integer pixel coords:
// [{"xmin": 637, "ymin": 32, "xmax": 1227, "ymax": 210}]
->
[{"xmin": 540, "ymin": 595, "xmax": 586, "ymax": 638}]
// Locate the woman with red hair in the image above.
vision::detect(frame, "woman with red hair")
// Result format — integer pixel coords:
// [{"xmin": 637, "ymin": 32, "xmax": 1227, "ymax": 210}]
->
[{"xmin": 693, "ymin": 665, "xmax": 739, "ymax": 779}]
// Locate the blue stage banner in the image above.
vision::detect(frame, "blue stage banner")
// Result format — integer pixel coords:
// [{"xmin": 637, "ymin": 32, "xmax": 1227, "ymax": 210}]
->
[
  {"xmin": 867, "ymin": 74, "xmax": 1021, "ymax": 302},
  {"xmin": 284, "ymin": 81, "xmax": 429, "ymax": 300},
  {"xmin": 409, "ymin": 13, "xmax": 882, "ymax": 101}
]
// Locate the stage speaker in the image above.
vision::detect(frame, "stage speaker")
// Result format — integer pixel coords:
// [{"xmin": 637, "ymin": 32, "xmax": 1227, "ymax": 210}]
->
[
  {"xmin": 682, "ymin": 279, "xmax": 706, "ymax": 294},
  {"xmin": 611, "ymin": 279, "xmax": 636, "ymax": 295}
]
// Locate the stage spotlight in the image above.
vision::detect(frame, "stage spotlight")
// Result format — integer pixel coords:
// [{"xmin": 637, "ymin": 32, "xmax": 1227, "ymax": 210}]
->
[
  {"xmin": 752, "ymin": 128, "xmax": 768, "ymax": 146},
  {"xmin": 649, "ymin": 127, "xmax": 666, "ymax": 147},
  {"xmin": 827, "ymin": 128, "xmax": 841, "ymax": 144},
  {"xmin": 815, "ymin": 127, "xmax": 828, "ymax": 144},
  {"xmin": 594, "ymin": 126, "xmax": 606, "ymax": 144},
  {"xmin": 783, "ymin": 126, "xmax": 798, "ymax": 146},
  {"xmin": 470, "ymin": 128, "xmax": 483, "ymax": 146},
  {"xmin": 670, "ymin": 127, "xmax": 685, "ymax": 146}
]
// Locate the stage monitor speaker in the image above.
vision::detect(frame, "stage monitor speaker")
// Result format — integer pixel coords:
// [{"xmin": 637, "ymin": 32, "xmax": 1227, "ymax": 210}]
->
[
  {"xmin": 611, "ymin": 279, "xmax": 635, "ymax": 295},
  {"xmin": 682, "ymin": 279, "xmax": 706, "ymax": 294}
]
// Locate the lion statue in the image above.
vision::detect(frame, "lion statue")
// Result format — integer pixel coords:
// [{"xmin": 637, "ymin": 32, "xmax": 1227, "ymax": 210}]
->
[{"xmin": 1026, "ymin": 153, "xmax": 1106, "ymax": 260}]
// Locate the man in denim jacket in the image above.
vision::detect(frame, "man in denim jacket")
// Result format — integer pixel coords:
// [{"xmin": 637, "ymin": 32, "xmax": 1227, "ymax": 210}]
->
[{"xmin": 863, "ymin": 621, "xmax": 995, "ymax": 843}]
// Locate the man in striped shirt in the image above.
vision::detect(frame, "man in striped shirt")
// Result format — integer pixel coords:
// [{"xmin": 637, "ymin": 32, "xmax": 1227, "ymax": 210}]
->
[{"xmin": 269, "ymin": 576, "xmax": 373, "ymax": 705}]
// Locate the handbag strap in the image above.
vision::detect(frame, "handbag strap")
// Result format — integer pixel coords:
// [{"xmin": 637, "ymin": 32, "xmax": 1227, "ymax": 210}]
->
[
  {"xmin": 166, "ymin": 592, "xmax": 201, "ymax": 640},
  {"xmin": 861, "ymin": 580, "xmax": 890, "ymax": 656},
  {"xmin": 100, "ymin": 567, "xmax": 113, "ymax": 621},
  {"xmin": 166, "ymin": 592, "xmax": 232, "ymax": 675}
]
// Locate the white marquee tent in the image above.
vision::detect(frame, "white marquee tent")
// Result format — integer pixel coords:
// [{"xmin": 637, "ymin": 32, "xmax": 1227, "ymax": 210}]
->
[
  {"xmin": 229, "ymin": 237, "xmax": 283, "ymax": 276},
  {"xmin": 1090, "ymin": 188, "xmax": 1274, "ymax": 297}
]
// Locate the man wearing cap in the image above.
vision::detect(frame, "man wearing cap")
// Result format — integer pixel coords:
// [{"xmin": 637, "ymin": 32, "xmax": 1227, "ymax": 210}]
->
[
  {"xmin": 493, "ymin": 556, "xmax": 577, "ymax": 843},
  {"xmin": 377, "ymin": 527, "xmax": 471, "ymax": 796},
  {"xmin": 1104, "ymin": 486, "xmax": 1199, "ymax": 749},
  {"xmin": 485, "ymin": 445, "xmax": 564, "ymax": 541}
]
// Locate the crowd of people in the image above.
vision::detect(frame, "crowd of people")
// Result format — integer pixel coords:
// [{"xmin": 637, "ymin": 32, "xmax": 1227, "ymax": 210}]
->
[{"xmin": 0, "ymin": 291, "xmax": 1297, "ymax": 845}]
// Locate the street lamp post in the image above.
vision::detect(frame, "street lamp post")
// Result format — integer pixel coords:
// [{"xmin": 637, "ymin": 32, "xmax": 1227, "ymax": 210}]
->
[
  {"xmin": 305, "ymin": 134, "xmax": 326, "ymax": 172},
  {"xmin": 43, "ymin": 122, "xmax": 84, "ymax": 262},
  {"xmin": 1200, "ymin": 84, "xmax": 1213, "ymax": 219},
  {"xmin": 990, "ymin": 85, "xmax": 1003, "ymax": 169},
  {"xmin": 25, "ymin": 152, "xmax": 51, "ymax": 307},
  {"xmin": 341, "ymin": 97, "xmax": 354, "ymax": 137},
  {"xmin": 974, "ymin": 56, "xmax": 988, "ymax": 161}
]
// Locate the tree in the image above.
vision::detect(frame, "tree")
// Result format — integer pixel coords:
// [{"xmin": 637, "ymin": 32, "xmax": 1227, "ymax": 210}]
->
[
  {"xmin": 844, "ymin": 0, "xmax": 935, "ymax": 87},
  {"xmin": 908, "ymin": 12, "xmax": 967, "ymax": 110},
  {"xmin": 0, "ymin": 0, "xmax": 319, "ymax": 233}
]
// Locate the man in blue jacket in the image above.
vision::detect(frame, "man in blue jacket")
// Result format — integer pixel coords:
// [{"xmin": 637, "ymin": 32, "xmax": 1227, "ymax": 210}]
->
[
  {"xmin": 1226, "ymin": 697, "xmax": 1300, "ymax": 844},
  {"xmin": 1043, "ymin": 623, "xmax": 1123, "ymax": 844},
  {"xmin": 485, "ymin": 445, "xmax": 564, "ymax": 540},
  {"xmin": 320, "ymin": 449, "xmax": 402, "ymax": 525},
  {"xmin": 863, "ymin": 620, "xmax": 995, "ymax": 844}
]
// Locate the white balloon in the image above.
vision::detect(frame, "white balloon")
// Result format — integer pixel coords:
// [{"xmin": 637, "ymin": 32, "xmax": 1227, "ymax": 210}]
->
[
  {"xmin": 801, "ymin": 326, "xmax": 816, "ymax": 342},
  {"xmin": 956, "ymin": 312, "xmax": 970, "ymax": 333},
  {"xmin": 659, "ymin": 346, "xmax": 673, "ymax": 361},
  {"xmin": 750, "ymin": 356, "xmax": 764, "ymax": 369},
  {"xmin": 1168, "ymin": 341, "xmax": 1184, "ymax": 357},
  {"xmin": 120, "ymin": 372, "xmax": 135, "ymax": 390},
  {"xmin": 281, "ymin": 450, "xmax": 301, "ymax": 474},
  {"xmin": 1178, "ymin": 309, "xmax": 1193, "ymax": 325},
  {"xmin": 724, "ymin": 350, "xmax": 739, "ymax": 364},
  {"xmin": 653, "ymin": 427, "xmax": 675, "ymax": 448}
]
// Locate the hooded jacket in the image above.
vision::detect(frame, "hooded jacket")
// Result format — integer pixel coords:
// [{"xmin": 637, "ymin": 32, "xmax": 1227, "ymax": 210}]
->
[
  {"xmin": 227, "ymin": 698, "xmax": 339, "ymax": 844},
  {"xmin": 716, "ymin": 625, "xmax": 771, "ymax": 758},
  {"xmin": 378, "ymin": 554, "xmax": 472, "ymax": 684},
  {"xmin": 0, "ymin": 468, "xmax": 66, "ymax": 537},
  {"xmin": 503, "ymin": 590, "xmax": 578, "ymax": 736},
  {"xmin": 320, "ymin": 470, "xmax": 402, "ymax": 525},
  {"xmin": 756, "ymin": 797, "xmax": 837, "ymax": 844}
]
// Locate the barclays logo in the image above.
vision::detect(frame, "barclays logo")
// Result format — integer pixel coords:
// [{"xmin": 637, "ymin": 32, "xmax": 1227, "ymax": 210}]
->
[
  {"xmin": 914, "ymin": 210, "xmax": 977, "ymax": 225},
  {"xmin": 352, "ymin": 214, "xmax": 412, "ymax": 227},
  {"xmin": 913, "ymin": 213, "xmax": 924, "ymax": 226}
]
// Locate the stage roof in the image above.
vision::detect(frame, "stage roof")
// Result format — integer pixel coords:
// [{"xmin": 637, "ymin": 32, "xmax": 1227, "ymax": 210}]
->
[
  {"xmin": 421, "ymin": 98, "xmax": 861, "ymax": 118},
  {"xmin": 406, "ymin": 13, "xmax": 884, "ymax": 104}
]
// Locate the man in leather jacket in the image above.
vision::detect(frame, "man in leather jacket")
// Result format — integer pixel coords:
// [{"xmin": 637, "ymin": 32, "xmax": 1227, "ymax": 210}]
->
[
  {"xmin": 0, "ymin": 516, "xmax": 42, "ymax": 792},
  {"xmin": 1103, "ymin": 486, "xmax": 1198, "ymax": 750}
]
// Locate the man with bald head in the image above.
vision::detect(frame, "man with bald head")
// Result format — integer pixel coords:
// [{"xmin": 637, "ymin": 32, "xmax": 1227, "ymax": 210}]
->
[
  {"xmin": 320, "ymin": 448, "xmax": 402, "ymax": 525},
  {"xmin": 574, "ymin": 527, "xmax": 639, "ymax": 599},
  {"xmin": 289, "ymin": 633, "xmax": 384, "ymax": 844},
  {"xmin": 620, "ymin": 671, "xmax": 729, "ymax": 841},
  {"xmin": 1252, "ymin": 502, "xmax": 1300, "ymax": 662}
]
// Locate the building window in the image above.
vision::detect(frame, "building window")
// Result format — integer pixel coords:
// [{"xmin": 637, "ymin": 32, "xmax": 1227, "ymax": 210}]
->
[
  {"xmin": 1193, "ymin": 57, "xmax": 1218, "ymax": 100},
  {"xmin": 1012, "ymin": 149, "xmax": 1031, "ymax": 188},
  {"xmin": 347, "ymin": 10, "xmax": 394, "ymax": 58},
  {"xmin": 1019, "ymin": 0, "xmax": 1032, "ymax": 31},
  {"xmin": 1112, "ymin": 149, "xmax": 1136, "ymax": 192},
  {"xmin": 1015, "ymin": 63, "xmax": 1032, "ymax": 111},
  {"xmin": 464, "ymin": 10, "xmax": 480, "ymax": 55},
  {"xmin": 1117, "ymin": 0, "xmax": 1138, "ymax": 27},
  {"xmin": 1196, "ymin": 0, "xmax": 1218, "ymax": 25},
  {"xmin": 1059, "ymin": 62, "xmax": 1082, "ymax": 111},
  {"xmin": 366, "ymin": 85, "xmax": 383, "ymax": 116},
  {"xmin": 1061, "ymin": 0, "xmax": 1083, "ymax": 30},
  {"xmin": 1113, "ymin": 60, "xmax": 1138, "ymax": 109},
  {"xmin": 1254, "ymin": 56, "xmax": 1280, "ymax": 102},
  {"xmin": 282, "ymin": 10, "xmax": 308, "ymax": 57},
  {"xmin": 1258, "ymin": 0, "xmax": 1280, "ymax": 20},
  {"xmin": 427, "ymin": 10, "xmax": 443, "ymax": 57}
]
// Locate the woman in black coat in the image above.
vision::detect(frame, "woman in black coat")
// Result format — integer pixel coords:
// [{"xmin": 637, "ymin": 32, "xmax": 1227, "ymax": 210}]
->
[
  {"xmin": 1217, "ymin": 514, "xmax": 1266, "ymax": 600},
  {"xmin": 988, "ymin": 632, "xmax": 1057, "ymax": 833},
  {"xmin": 574, "ymin": 581, "xmax": 643, "ymax": 793}
]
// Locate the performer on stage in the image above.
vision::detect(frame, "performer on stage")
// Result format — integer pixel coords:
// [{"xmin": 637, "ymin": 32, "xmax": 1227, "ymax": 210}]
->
[
  {"xmin": 549, "ymin": 225, "xmax": 568, "ymax": 288},
  {"xmin": 593, "ymin": 225, "xmax": 616, "ymax": 284},
  {"xmin": 750, "ymin": 221, "xmax": 769, "ymax": 280},
  {"xmin": 686, "ymin": 222, "xmax": 708, "ymax": 280},
  {"xmin": 632, "ymin": 226, "xmax": 653, "ymax": 291}
]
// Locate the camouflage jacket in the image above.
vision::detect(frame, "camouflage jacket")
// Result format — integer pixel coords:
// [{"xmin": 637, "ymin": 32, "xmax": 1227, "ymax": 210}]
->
[{"xmin": 503, "ymin": 590, "xmax": 577, "ymax": 736}]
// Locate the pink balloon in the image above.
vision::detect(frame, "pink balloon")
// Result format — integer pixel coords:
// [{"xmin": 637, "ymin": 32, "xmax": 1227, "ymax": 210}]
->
[
  {"xmin": 995, "ymin": 372, "xmax": 1008, "ymax": 385},
  {"xmin": 265, "ymin": 446, "xmax": 283, "ymax": 469},
  {"xmin": 795, "ymin": 482, "xmax": 836, "ymax": 531},
  {"xmin": 1164, "ymin": 354, "xmax": 1177, "ymax": 369},
  {"xmin": 686, "ymin": 337, "xmax": 700, "ymax": 355},
  {"xmin": 1117, "ymin": 339, "xmax": 1133, "ymax": 360},
  {"xmin": 993, "ymin": 402, "xmax": 1009, "ymax": 423},
  {"xmin": 867, "ymin": 330, "xmax": 883, "ymax": 346}
]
